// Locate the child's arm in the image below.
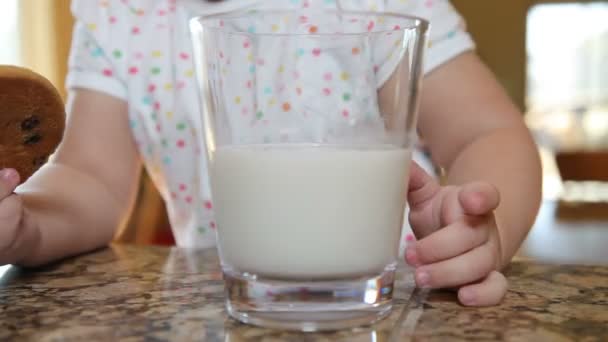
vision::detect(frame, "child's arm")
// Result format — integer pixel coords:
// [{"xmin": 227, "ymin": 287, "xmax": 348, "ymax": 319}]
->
[
  {"xmin": 418, "ymin": 52, "xmax": 542, "ymax": 264},
  {"xmin": 0, "ymin": 89, "xmax": 141, "ymax": 266},
  {"xmin": 404, "ymin": 52, "xmax": 542, "ymax": 305}
]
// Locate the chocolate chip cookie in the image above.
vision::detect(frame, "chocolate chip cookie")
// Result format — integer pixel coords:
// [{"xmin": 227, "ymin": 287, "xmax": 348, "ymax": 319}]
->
[{"xmin": 0, "ymin": 66, "xmax": 65, "ymax": 183}]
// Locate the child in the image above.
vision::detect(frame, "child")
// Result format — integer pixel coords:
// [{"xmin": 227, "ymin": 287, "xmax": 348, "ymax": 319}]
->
[{"xmin": 0, "ymin": 0, "xmax": 541, "ymax": 307}]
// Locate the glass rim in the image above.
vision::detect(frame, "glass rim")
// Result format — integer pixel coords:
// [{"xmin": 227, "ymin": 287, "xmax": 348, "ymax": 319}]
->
[{"xmin": 189, "ymin": 9, "xmax": 429, "ymax": 37}]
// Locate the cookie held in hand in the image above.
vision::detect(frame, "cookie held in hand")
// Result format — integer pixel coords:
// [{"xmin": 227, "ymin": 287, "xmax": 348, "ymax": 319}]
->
[{"xmin": 0, "ymin": 66, "xmax": 65, "ymax": 183}]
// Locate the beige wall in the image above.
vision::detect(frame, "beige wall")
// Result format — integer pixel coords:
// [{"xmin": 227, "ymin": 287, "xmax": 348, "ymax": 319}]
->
[
  {"xmin": 19, "ymin": 0, "xmax": 73, "ymax": 100},
  {"xmin": 452, "ymin": 0, "xmax": 605, "ymax": 112},
  {"xmin": 451, "ymin": 0, "xmax": 528, "ymax": 111}
]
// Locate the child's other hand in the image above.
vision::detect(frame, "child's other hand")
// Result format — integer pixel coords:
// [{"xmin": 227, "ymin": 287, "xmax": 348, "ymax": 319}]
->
[
  {"xmin": 405, "ymin": 162, "xmax": 507, "ymax": 307},
  {"xmin": 0, "ymin": 169, "xmax": 38, "ymax": 266}
]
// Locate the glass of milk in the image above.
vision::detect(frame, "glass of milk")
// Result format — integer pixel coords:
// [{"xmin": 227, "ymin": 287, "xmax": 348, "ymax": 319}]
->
[{"xmin": 191, "ymin": 9, "xmax": 428, "ymax": 331}]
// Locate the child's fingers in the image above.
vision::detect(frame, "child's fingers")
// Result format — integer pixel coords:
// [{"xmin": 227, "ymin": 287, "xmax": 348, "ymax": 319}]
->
[
  {"xmin": 458, "ymin": 182, "xmax": 500, "ymax": 216},
  {"xmin": 407, "ymin": 161, "xmax": 441, "ymax": 209},
  {"xmin": 458, "ymin": 271, "xmax": 508, "ymax": 307},
  {"xmin": 405, "ymin": 217, "xmax": 489, "ymax": 266},
  {"xmin": 414, "ymin": 242, "xmax": 498, "ymax": 289},
  {"xmin": 0, "ymin": 169, "xmax": 20, "ymax": 200}
]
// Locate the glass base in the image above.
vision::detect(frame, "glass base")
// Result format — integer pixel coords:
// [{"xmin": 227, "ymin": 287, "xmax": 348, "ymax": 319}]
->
[{"xmin": 223, "ymin": 265, "xmax": 396, "ymax": 332}]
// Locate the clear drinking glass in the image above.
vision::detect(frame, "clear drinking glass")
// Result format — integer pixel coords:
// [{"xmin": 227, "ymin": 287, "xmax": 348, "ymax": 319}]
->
[{"xmin": 190, "ymin": 10, "xmax": 428, "ymax": 331}]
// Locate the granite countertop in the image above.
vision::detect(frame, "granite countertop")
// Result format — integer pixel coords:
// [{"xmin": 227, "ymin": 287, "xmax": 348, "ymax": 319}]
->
[{"xmin": 1, "ymin": 244, "xmax": 607, "ymax": 341}]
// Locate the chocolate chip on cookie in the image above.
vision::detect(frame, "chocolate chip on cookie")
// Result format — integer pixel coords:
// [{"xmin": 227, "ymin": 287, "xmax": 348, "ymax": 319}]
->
[
  {"xmin": 33, "ymin": 155, "xmax": 49, "ymax": 168},
  {"xmin": 0, "ymin": 66, "xmax": 65, "ymax": 183},
  {"xmin": 21, "ymin": 115, "xmax": 41, "ymax": 131}
]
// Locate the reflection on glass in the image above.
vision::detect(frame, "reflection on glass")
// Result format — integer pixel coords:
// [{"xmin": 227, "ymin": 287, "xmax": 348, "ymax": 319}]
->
[{"xmin": 0, "ymin": 265, "xmax": 12, "ymax": 280}]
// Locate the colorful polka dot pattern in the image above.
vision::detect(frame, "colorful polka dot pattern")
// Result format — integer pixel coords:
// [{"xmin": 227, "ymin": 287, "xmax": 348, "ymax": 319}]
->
[
  {"xmin": 203, "ymin": 10, "xmax": 415, "ymax": 145},
  {"xmin": 68, "ymin": 0, "xmax": 473, "ymax": 250}
]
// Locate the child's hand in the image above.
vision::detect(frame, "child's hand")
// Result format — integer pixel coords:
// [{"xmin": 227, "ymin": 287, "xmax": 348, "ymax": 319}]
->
[
  {"xmin": 405, "ymin": 162, "xmax": 507, "ymax": 306},
  {"xmin": 0, "ymin": 169, "xmax": 38, "ymax": 266}
]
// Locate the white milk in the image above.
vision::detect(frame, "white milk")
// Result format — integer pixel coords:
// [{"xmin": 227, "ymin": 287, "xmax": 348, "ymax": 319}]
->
[{"xmin": 211, "ymin": 145, "xmax": 411, "ymax": 279}]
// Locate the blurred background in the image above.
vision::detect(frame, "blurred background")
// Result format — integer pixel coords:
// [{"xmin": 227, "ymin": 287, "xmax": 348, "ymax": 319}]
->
[{"xmin": 1, "ymin": 0, "xmax": 606, "ymax": 264}]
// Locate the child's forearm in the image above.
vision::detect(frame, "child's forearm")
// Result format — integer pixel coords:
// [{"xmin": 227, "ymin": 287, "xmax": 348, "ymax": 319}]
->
[
  {"xmin": 445, "ymin": 124, "xmax": 542, "ymax": 267},
  {"xmin": 15, "ymin": 163, "xmax": 138, "ymax": 267}
]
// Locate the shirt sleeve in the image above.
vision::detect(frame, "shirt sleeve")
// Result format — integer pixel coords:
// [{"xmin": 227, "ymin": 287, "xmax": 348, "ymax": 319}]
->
[
  {"xmin": 65, "ymin": 0, "xmax": 128, "ymax": 100},
  {"xmin": 405, "ymin": 0, "xmax": 476, "ymax": 74},
  {"xmin": 327, "ymin": 0, "xmax": 475, "ymax": 81}
]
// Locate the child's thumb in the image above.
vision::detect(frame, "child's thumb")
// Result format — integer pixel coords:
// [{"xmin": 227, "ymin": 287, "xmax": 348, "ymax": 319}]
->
[
  {"xmin": 407, "ymin": 161, "xmax": 441, "ymax": 210},
  {"xmin": 0, "ymin": 169, "xmax": 20, "ymax": 200},
  {"xmin": 458, "ymin": 182, "xmax": 500, "ymax": 216}
]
